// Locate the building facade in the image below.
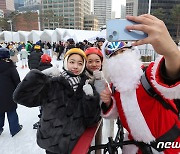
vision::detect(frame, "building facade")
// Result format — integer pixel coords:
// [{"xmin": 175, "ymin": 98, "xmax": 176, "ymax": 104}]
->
[
  {"xmin": 121, "ymin": 5, "xmax": 126, "ymax": 19},
  {"xmin": 126, "ymin": 0, "xmax": 138, "ymax": 16},
  {"xmin": 84, "ymin": 14, "xmax": 98, "ymax": 30},
  {"xmin": 137, "ymin": 0, "xmax": 180, "ymax": 40},
  {"xmin": 14, "ymin": 0, "xmax": 24, "ymax": 10},
  {"xmin": 93, "ymin": 0, "xmax": 112, "ymax": 28},
  {"xmin": 41, "ymin": 0, "xmax": 91, "ymax": 30},
  {"xmin": 14, "ymin": 11, "xmax": 39, "ymax": 31},
  {"xmin": 24, "ymin": 0, "xmax": 41, "ymax": 6},
  {"xmin": 0, "ymin": 8, "xmax": 4, "ymax": 17},
  {"xmin": 0, "ymin": 0, "xmax": 15, "ymax": 14}
]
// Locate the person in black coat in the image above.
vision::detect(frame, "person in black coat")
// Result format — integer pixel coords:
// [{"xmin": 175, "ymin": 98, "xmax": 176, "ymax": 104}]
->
[
  {"xmin": 57, "ymin": 41, "xmax": 65, "ymax": 60},
  {"xmin": 66, "ymin": 38, "xmax": 75, "ymax": 53},
  {"xmin": 28, "ymin": 45, "xmax": 43, "ymax": 70},
  {"xmin": 13, "ymin": 48, "xmax": 101, "ymax": 154},
  {"xmin": 38, "ymin": 54, "xmax": 53, "ymax": 71},
  {"xmin": 0, "ymin": 48, "xmax": 22, "ymax": 137}
]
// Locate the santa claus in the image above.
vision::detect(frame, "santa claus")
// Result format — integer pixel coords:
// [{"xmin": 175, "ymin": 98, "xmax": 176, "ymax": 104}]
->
[{"xmin": 100, "ymin": 14, "xmax": 180, "ymax": 154}]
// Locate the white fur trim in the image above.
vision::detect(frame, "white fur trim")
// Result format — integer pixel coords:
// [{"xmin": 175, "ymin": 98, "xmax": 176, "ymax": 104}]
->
[
  {"xmin": 63, "ymin": 55, "xmax": 68, "ymax": 71},
  {"xmin": 121, "ymin": 89, "xmax": 155, "ymax": 143},
  {"xmin": 123, "ymin": 131, "xmax": 139, "ymax": 154},
  {"xmin": 101, "ymin": 97, "xmax": 119, "ymax": 119},
  {"xmin": 151, "ymin": 56, "xmax": 180, "ymax": 99},
  {"xmin": 41, "ymin": 66, "xmax": 60, "ymax": 77}
]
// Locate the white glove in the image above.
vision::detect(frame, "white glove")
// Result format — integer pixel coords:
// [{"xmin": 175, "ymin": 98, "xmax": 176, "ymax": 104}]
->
[
  {"xmin": 93, "ymin": 70, "xmax": 103, "ymax": 80},
  {"xmin": 83, "ymin": 84, "xmax": 94, "ymax": 96},
  {"xmin": 42, "ymin": 66, "xmax": 60, "ymax": 77}
]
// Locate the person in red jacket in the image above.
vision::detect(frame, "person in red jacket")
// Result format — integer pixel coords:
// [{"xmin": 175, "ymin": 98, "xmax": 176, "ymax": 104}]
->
[{"xmin": 100, "ymin": 14, "xmax": 180, "ymax": 154}]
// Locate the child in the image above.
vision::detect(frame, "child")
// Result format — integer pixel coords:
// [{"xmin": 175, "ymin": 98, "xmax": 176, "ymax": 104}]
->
[
  {"xmin": 85, "ymin": 47, "xmax": 115, "ymax": 154},
  {"xmin": 28, "ymin": 45, "xmax": 43, "ymax": 70},
  {"xmin": 38, "ymin": 54, "xmax": 53, "ymax": 71},
  {"xmin": 13, "ymin": 48, "xmax": 101, "ymax": 154},
  {"xmin": 85, "ymin": 47, "xmax": 105, "ymax": 154},
  {"xmin": 85, "ymin": 47, "xmax": 103, "ymax": 80},
  {"xmin": 20, "ymin": 46, "xmax": 28, "ymax": 69}
]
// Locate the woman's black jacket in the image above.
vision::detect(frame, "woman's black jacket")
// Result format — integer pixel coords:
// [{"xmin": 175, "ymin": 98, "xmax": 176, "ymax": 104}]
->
[{"xmin": 13, "ymin": 69, "xmax": 101, "ymax": 154}]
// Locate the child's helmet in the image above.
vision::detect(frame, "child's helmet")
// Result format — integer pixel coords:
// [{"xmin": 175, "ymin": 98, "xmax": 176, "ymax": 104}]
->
[
  {"xmin": 34, "ymin": 45, "xmax": 41, "ymax": 50},
  {"xmin": 41, "ymin": 54, "xmax": 51, "ymax": 63},
  {"xmin": 102, "ymin": 41, "xmax": 130, "ymax": 58},
  {"xmin": 64, "ymin": 48, "xmax": 87, "ymax": 60},
  {"xmin": 85, "ymin": 47, "xmax": 103, "ymax": 61}
]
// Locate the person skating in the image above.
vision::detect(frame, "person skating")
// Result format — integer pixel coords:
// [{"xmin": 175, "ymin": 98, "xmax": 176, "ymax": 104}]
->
[
  {"xmin": 28, "ymin": 45, "xmax": 43, "ymax": 70},
  {"xmin": 0, "ymin": 48, "xmax": 22, "ymax": 137},
  {"xmin": 20, "ymin": 46, "xmax": 28, "ymax": 69}
]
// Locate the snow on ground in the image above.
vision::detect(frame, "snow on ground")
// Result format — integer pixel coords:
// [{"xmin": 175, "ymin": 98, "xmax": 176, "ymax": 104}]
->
[{"xmin": 0, "ymin": 55, "xmax": 119, "ymax": 154}]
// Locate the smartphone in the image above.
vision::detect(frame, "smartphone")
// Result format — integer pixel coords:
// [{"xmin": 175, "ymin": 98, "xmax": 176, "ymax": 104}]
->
[{"xmin": 106, "ymin": 19, "xmax": 148, "ymax": 42}]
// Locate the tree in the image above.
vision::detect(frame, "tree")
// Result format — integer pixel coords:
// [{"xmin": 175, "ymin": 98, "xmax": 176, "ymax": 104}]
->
[
  {"xmin": 39, "ymin": 10, "xmax": 65, "ymax": 30},
  {"xmin": 39, "ymin": 10, "xmax": 54, "ymax": 29},
  {"xmin": 5, "ymin": 11, "xmax": 19, "ymax": 31},
  {"xmin": 170, "ymin": 4, "xmax": 180, "ymax": 42},
  {"xmin": 0, "ymin": 18, "xmax": 9, "ymax": 31},
  {"xmin": 151, "ymin": 8, "xmax": 165, "ymax": 21}
]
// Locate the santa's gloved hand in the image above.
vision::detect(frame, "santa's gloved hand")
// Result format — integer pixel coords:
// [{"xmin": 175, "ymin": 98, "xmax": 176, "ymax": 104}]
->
[
  {"xmin": 93, "ymin": 70, "xmax": 103, "ymax": 80},
  {"xmin": 83, "ymin": 84, "xmax": 93, "ymax": 96},
  {"xmin": 42, "ymin": 66, "xmax": 60, "ymax": 77}
]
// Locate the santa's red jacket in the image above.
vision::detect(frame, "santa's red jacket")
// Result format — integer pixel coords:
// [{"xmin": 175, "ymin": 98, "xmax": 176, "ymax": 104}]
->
[{"xmin": 102, "ymin": 57, "xmax": 180, "ymax": 154}]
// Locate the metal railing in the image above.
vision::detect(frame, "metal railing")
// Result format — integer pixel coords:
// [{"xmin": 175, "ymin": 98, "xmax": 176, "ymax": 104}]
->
[{"xmin": 139, "ymin": 49, "xmax": 159, "ymax": 62}]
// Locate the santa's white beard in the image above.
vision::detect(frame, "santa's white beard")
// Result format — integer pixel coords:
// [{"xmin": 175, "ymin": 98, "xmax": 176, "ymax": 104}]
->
[{"xmin": 103, "ymin": 49, "xmax": 143, "ymax": 92}]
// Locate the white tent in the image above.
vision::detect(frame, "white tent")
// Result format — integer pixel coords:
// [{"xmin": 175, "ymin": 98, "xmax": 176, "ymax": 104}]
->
[
  {"xmin": 55, "ymin": 28, "xmax": 70, "ymax": 42},
  {"xmin": 88, "ymin": 29, "xmax": 106, "ymax": 42},
  {"xmin": 55, "ymin": 28, "xmax": 99, "ymax": 43},
  {"xmin": 40, "ymin": 29, "xmax": 57, "ymax": 43},
  {"xmin": 0, "ymin": 32, "xmax": 4, "ymax": 42},
  {"xmin": 75, "ymin": 30, "xmax": 99, "ymax": 42},
  {"xmin": 13, "ymin": 32, "xmax": 20, "ymax": 43},
  {"xmin": 0, "ymin": 29, "xmax": 99, "ymax": 43},
  {"xmin": 0, "ymin": 31, "xmax": 13, "ymax": 42},
  {"xmin": 55, "ymin": 28, "xmax": 72, "ymax": 41},
  {"xmin": 62, "ymin": 29, "xmax": 99, "ymax": 42},
  {"xmin": 28, "ymin": 30, "xmax": 43, "ymax": 43},
  {"xmin": 18, "ymin": 31, "xmax": 31, "ymax": 43}
]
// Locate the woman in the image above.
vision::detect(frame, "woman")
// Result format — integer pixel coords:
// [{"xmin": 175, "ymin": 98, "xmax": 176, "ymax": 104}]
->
[
  {"xmin": 13, "ymin": 48, "xmax": 101, "ymax": 154},
  {"xmin": 0, "ymin": 48, "xmax": 22, "ymax": 137}
]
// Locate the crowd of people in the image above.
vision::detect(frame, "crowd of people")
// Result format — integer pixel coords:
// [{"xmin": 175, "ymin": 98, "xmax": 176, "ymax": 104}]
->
[{"xmin": 0, "ymin": 14, "xmax": 180, "ymax": 154}]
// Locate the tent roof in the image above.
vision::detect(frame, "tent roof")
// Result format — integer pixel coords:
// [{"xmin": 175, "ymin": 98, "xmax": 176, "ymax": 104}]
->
[
  {"xmin": 43, "ymin": 29, "xmax": 55, "ymax": 36},
  {"xmin": 18, "ymin": 31, "xmax": 31, "ymax": 36}
]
